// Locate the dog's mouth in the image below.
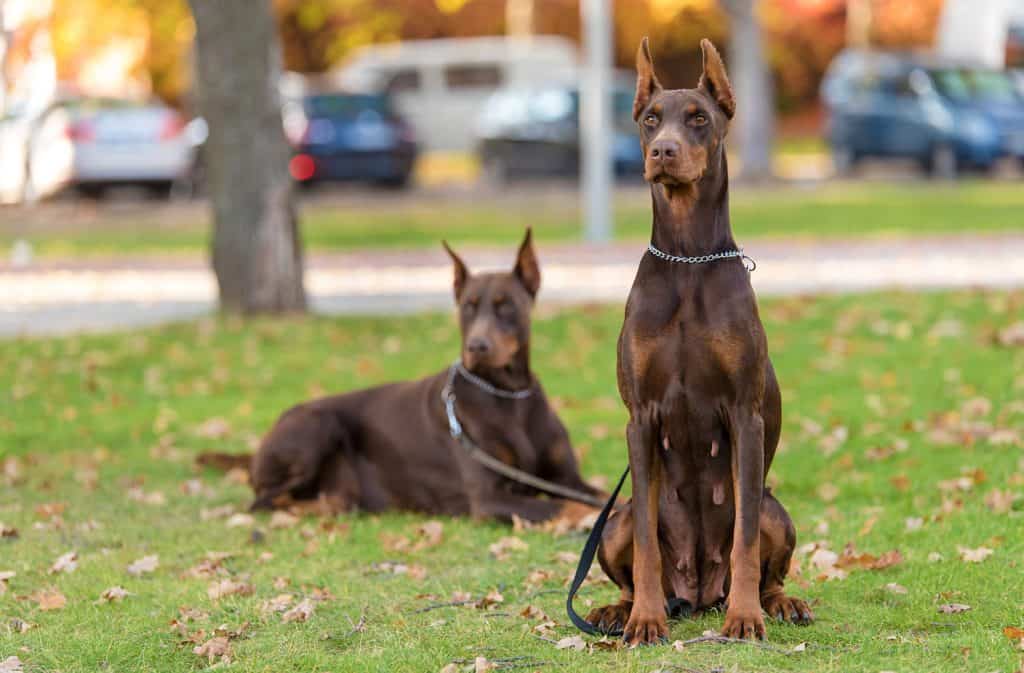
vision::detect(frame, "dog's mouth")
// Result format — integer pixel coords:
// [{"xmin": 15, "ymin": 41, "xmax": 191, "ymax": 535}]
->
[{"xmin": 645, "ymin": 165, "xmax": 702, "ymax": 186}]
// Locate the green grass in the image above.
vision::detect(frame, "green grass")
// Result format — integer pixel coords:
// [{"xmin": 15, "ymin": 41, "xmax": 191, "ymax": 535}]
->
[
  {"xmin": 2, "ymin": 180, "xmax": 1023, "ymax": 258},
  {"xmin": 2, "ymin": 290, "xmax": 1024, "ymax": 672}
]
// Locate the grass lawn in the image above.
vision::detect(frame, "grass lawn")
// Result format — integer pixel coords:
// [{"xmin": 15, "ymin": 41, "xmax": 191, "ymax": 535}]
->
[
  {"xmin": 2, "ymin": 290, "xmax": 1024, "ymax": 672},
  {"xmin": 2, "ymin": 180, "xmax": 1023, "ymax": 258}
]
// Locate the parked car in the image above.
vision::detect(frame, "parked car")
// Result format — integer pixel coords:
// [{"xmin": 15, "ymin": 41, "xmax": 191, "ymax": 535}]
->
[
  {"xmin": 822, "ymin": 50, "xmax": 1014, "ymax": 177},
  {"xmin": 941, "ymin": 67, "xmax": 1024, "ymax": 166},
  {"xmin": 0, "ymin": 95, "xmax": 201, "ymax": 203},
  {"xmin": 474, "ymin": 79, "xmax": 644, "ymax": 182},
  {"xmin": 283, "ymin": 92, "xmax": 417, "ymax": 188},
  {"xmin": 329, "ymin": 36, "xmax": 578, "ymax": 152}
]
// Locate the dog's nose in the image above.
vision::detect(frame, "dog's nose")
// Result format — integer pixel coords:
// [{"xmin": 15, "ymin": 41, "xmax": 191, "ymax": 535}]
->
[
  {"xmin": 467, "ymin": 338, "xmax": 490, "ymax": 355},
  {"xmin": 649, "ymin": 139, "xmax": 679, "ymax": 160}
]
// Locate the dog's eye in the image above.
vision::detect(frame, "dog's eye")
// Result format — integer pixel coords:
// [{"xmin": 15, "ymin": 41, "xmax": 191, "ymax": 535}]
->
[
  {"xmin": 463, "ymin": 299, "xmax": 478, "ymax": 314},
  {"xmin": 643, "ymin": 114, "xmax": 658, "ymax": 127},
  {"xmin": 496, "ymin": 302, "xmax": 516, "ymax": 320},
  {"xmin": 691, "ymin": 113, "xmax": 708, "ymax": 127}
]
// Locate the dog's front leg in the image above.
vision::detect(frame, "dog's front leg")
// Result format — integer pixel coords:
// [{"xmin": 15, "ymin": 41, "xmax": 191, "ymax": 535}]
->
[
  {"xmin": 722, "ymin": 408, "xmax": 766, "ymax": 639},
  {"xmin": 623, "ymin": 404, "xmax": 669, "ymax": 645}
]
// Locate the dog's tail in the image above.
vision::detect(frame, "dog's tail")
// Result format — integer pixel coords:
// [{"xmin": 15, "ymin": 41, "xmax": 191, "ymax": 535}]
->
[{"xmin": 195, "ymin": 452, "xmax": 253, "ymax": 474}]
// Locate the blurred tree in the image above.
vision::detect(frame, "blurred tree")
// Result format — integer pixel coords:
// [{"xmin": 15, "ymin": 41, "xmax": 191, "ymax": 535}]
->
[
  {"xmin": 722, "ymin": 0, "xmax": 774, "ymax": 180},
  {"xmin": 188, "ymin": 0, "xmax": 306, "ymax": 314}
]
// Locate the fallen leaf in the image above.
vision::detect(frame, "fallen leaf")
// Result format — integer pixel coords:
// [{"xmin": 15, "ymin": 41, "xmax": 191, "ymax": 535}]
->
[
  {"xmin": 193, "ymin": 635, "xmax": 232, "ymax": 663},
  {"xmin": 928, "ymin": 552, "xmax": 944, "ymax": 563},
  {"xmin": 938, "ymin": 603, "xmax": 971, "ymax": 614},
  {"xmin": 885, "ymin": 583, "xmax": 908, "ymax": 595},
  {"xmin": 127, "ymin": 555, "xmax": 159, "ymax": 576},
  {"xmin": 474, "ymin": 657, "xmax": 496, "ymax": 673},
  {"xmin": 34, "ymin": 588, "xmax": 67, "ymax": 610},
  {"xmin": 997, "ymin": 322, "xmax": 1024, "ymax": 347},
  {"xmin": 195, "ymin": 417, "xmax": 232, "ymax": 439},
  {"xmin": 49, "ymin": 551, "xmax": 78, "ymax": 574},
  {"xmin": 269, "ymin": 511, "xmax": 299, "ymax": 529},
  {"xmin": 809, "ymin": 548, "xmax": 839, "ymax": 571},
  {"xmin": 793, "ymin": 642, "xmax": 807, "ymax": 652},
  {"xmin": 35, "ymin": 502, "xmax": 65, "ymax": 519},
  {"xmin": 1004, "ymin": 626, "xmax": 1024, "ymax": 640},
  {"xmin": 0, "ymin": 571, "xmax": 14, "ymax": 595},
  {"xmin": 488, "ymin": 536, "xmax": 528, "ymax": 560},
  {"xmin": 520, "ymin": 604, "xmax": 550, "ymax": 621},
  {"xmin": 261, "ymin": 593, "xmax": 294, "ymax": 613},
  {"xmin": 127, "ymin": 486, "xmax": 167, "ymax": 506},
  {"xmin": 905, "ymin": 517, "xmax": 924, "ymax": 532},
  {"xmin": 225, "ymin": 513, "xmax": 255, "ymax": 528},
  {"xmin": 555, "ymin": 635, "xmax": 587, "ymax": 651},
  {"xmin": 0, "ymin": 523, "xmax": 17, "ymax": 539},
  {"xmin": 207, "ymin": 579, "xmax": 254, "ymax": 600},
  {"xmin": 98, "ymin": 586, "xmax": 130, "ymax": 603},
  {"xmin": 475, "ymin": 589, "xmax": 504, "ymax": 610},
  {"xmin": 0, "ymin": 657, "xmax": 23, "ymax": 673},
  {"xmin": 200, "ymin": 505, "xmax": 236, "ymax": 521},
  {"xmin": 439, "ymin": 665, "xmax": 459, "ymax": 673},
  {"xmin": 957, "ymin": 546, "xmax": 994, "ymax": 563},
  {"xmin": 281, "ymin": 598, "xmax": 315, "ymax": 623}
]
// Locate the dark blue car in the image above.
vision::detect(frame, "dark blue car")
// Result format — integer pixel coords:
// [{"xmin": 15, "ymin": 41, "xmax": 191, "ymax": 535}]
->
[
  {"xmin": 473, "ymin": 81, "xmax": 644, "ymax": 182},
  {"xmin": 285, "ymin": 93, "xmax": 417, "ymax": 188},
  {"xmin": 822, "ymin": 50, "xmax": 1024, "ymax": 177}
]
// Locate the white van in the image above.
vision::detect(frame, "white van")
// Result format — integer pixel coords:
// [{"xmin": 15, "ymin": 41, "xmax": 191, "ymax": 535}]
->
[{"xmin": 330, "ymin": 36, "xmax": 579, "ymax": 152}]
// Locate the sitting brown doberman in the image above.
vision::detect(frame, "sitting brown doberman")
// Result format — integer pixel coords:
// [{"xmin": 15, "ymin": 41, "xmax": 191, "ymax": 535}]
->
[
  {"xmin": 582, "ymin": 39, "xmax": 812, "ymax": 644},
  {"xmin": 204, "ymin": 230, "xmax": 602, "ymax": 524}
]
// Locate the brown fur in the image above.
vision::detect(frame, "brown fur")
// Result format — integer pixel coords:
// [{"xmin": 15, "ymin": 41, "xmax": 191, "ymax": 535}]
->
[
  {"xmin": 200, "ymin": 230, "xmax": 603, "ymax": 525},
  {"xmin": 585, "ymin": 38, "xmax": 812, "ymax": 645}
]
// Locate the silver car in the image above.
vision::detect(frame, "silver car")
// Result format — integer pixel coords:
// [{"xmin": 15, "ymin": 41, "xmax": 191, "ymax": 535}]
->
[{"xmin": 0, "ymin": 96, "xmax": 201, "ymax": 203}]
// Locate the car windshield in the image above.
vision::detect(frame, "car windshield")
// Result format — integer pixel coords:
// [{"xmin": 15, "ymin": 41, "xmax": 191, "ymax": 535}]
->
[
  {"xmin": 305, "ymin": 94, "xmax": 390, "ymax": 118},
  {"xmin": 933, "ymin": 69, "xmax": 1021, "ymax": 103}
]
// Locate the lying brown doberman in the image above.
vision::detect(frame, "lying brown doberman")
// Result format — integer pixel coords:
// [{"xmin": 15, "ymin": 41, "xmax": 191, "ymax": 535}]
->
[
  {"xmin": 582, "ymin": 39, "xmax": 812, "ymax": 644},
  {"xmin": 216, "ymin": 230, "xmax": 602, "ymax": 524}
]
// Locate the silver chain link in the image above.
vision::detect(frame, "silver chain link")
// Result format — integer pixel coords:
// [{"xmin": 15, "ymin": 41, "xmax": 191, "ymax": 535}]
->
[
  {"xmin": 647, "ymin": 242, "xmax": 756, "ymax": 272},
  {"xmin": 452, "ymin": 360, "xmax": 534, "ymax": 400}
]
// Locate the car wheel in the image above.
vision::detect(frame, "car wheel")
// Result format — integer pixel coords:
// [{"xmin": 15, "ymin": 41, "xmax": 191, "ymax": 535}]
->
[
  {"xmin": 76, "ymin": 184, "xmax": 107, "ymax": 200},
  {"xmin": 927, "ymin": 143, "xmax": 957, "ymax": 180},
  {"xmin": 481, "ymin": 154, "xmax": 509, "ymax": 186},
  {"xmin": 375, "ymin": 173, "xmax": 412, "ymax": 190},
  {"xmin": 831, "ymin": 144, "xmax": 857, "ymax": 177}
]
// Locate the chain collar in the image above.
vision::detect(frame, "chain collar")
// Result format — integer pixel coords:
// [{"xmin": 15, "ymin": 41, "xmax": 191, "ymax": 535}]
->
[
  {"xmin": 442, "ymin": 361, "xmax": 532, "ymax": 440},
  {"xmin": 647, "ymin": 242, "xmax": 756, "ymax": 272}
]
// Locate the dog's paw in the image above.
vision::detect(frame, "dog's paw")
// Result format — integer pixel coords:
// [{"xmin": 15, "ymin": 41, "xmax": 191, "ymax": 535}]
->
[
  {"xmin": 586, "ymin": 601, "xmax": 632, "ymax": 634},
  {"xmin": 762, "ymin": 592, "xmax": 813, "ymax": 625},
  {"xmin": 721, "ymin": 606, "xmax": 766, "ymax": 640},
  {"xmin": 623, "ymin": 609, "xmax": 669, "ymax": 646}
]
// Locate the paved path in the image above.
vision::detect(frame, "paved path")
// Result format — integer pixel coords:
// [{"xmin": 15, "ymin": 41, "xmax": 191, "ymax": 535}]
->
[{"xmin": 4, "ymin": 234, "xmax": 1024, "ymax": 337}]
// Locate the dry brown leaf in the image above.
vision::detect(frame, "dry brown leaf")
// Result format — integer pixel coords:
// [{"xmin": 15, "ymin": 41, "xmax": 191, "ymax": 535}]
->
[
  {"xmin": 261, "ymin": 593, "xmax": 294, "ymax": 613},
  {"xmin": 519, "ymin": 604, "xmax": 550, "ymax": 621},
  {"xmin": 127, "ymin": 555, "xmax": 159, "ymax": 576},
  {"xmin": 475, "ymin": 589, "xmax": 504, "ymax": 610},
  {"xmin": 269, "ymin": 511, "xmax": 300, "ymax": 529},
  {"xmin": 225, "ymin": 513, "xmax": 255, "ymax": 528},
  {"xmin": 474, "ymin": 657, "xmax": 496, "ymax": 673},
  {"xmin": 524, "ymin": 568, "xmax": 554, "ymax": 587},
  {"xmin": 885, "ymin": 583, "xmax": 908, "ymax": 595},
  {"xmin": 0, "ymin": 523, "xmax": 17, "ymax": 539},
  {"xmin": 555, "ymin": 635, "xmax": 587, "ymax": 651},
  {"xmin": 281, "ymin": 598, "xmax": 315, "ymax": 623},
  {"xmin": 49, "ymin": 551, "xmax": 78, "ymax": 575},
  {"xmin": 439, "ymin": 665, "xmax": 459, "ymax": 673},
  {"xmin": 127, "ymin": 486, "xmax": 167, "ymax": 506},
  {"xmin": 0, "ymin": 657, "xmax": 23, "ymax": 673},
  {"xmin": 0, "ymin": 570, "xmax": 15, "ymax": 595},
  {"xmin": 488, "ymin": 536, "xmax": 528, "ymax": 560},
  {"xmin": 997, "ymin": 322, "xmax": 1024, "ymax": 347},
  {"xmin": 34, "ymin": 588, "xmax": 67, "ymax": 610},
  {"xmin": 207, "ymin": 579, "xmax": 254, "ymax": 600},
  {"xmin": 195, "ymin": 417, "xmax": 232, "ymax": 439},
  {"xmin": 1004, "ymin": 626, "xmax": 1024, "ymax": 640},
  {"xmin": 938, "ymin": 603, "xmax": 971, "ymax": 614},
  {"xmin": 957, "ymin": 546, "xmax": 994, "ymax": 563},
  {"xmin": 98, "ymin": 586, "xmax": 130, "ymax": 603},
  {"xmin": 193, "ymin": 635, "xmax": 232, "ymax": 663},
  {"xmin": 200, "ymin": 505, "xmax": 236, "ymax": 521},
  {"xmin": 35, "ymin": 502, "xmax": 65, "ymax": 519}
]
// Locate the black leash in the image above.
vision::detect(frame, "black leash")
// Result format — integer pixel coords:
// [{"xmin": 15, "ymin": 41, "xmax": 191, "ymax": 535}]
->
[{"xmin": 565, "ymin": 466, "xmax": 630, "ymax": 636}]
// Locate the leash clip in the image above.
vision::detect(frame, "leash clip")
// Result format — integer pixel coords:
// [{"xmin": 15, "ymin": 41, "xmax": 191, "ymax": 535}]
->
[
  {"xmin": 442, "ymin": 383, "xmax": 463, "ymax": 439},
  {"xmin": 742, "ymin": 254, "xmax": 757, "ymax": 273}
]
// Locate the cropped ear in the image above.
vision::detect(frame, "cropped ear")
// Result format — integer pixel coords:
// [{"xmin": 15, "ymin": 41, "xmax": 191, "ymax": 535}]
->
[
  {"xmin": 442, "ymin": 240, "xmax": 470, "ymax": 299},
  {"xmin": 513, "ymin": 228, "xmax": 540, "ymax": 298},
  {"xmin": 698, "ymin": 38, "xmax": 735, "ymax": 119},
  {"xmin": 633, "ymin": 37, "xmax": 663, "ymax": 121}
]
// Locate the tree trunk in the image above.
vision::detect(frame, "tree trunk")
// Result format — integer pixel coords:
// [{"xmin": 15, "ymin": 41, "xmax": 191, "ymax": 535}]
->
[
  {"xmin": 187, "ymin": 0, "xmax": 306, "ymax": 314},
  {"xmin": 721, "ymin": 0, "xmax": 774, "ymax": 181}
]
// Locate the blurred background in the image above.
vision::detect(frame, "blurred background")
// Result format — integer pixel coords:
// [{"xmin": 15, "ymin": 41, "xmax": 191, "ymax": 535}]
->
[{"xmin": 2, "ymin": 0, "xmax": 1023, "ymax": 333}]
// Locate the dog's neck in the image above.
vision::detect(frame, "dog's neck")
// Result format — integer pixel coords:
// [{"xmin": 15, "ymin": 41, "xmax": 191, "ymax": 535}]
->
[
  {"xmin": 462, "ymin": 346, "xmax": 533, "ymax": 393},
  {"xmin": 649, "ymin": 153, "xmax": 736, "ymax": 258}
]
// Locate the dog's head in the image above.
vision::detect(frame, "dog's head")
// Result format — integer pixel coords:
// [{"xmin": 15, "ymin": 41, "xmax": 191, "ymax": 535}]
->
[
  {"xmin": 633, "ymin": 38, "xmax": 734, "ymax": 187},
  {"xmin": 442, "ymin": 229, "xmax": 539, "ymax": 372}
]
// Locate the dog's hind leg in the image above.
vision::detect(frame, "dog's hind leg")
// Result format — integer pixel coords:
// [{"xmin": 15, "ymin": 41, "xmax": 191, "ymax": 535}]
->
[
  {"xmin": 759, "ymin": 490, "xmax": 813, "ymax": 624},
  {"xmin": 250, "ymin": 407, "xmax": 352, "ymax": 511}
]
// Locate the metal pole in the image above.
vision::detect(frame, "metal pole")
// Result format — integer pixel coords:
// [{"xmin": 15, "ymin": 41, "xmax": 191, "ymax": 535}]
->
[{"xmin": 580, "ymin": 0, "xmax": 613, "ymax": 243}]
